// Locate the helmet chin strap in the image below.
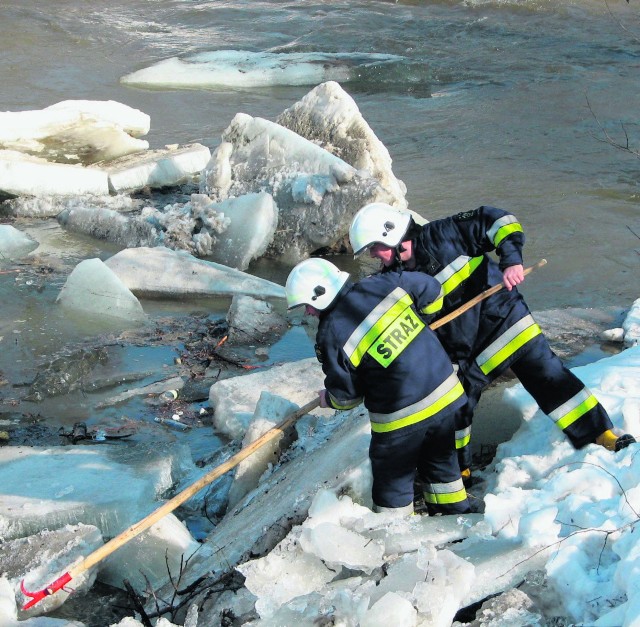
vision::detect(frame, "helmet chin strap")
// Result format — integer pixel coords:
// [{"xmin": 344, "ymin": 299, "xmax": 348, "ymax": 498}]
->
[{"xmin": 394, "ymin": 242, "xmax": 407, "ymax": 265}]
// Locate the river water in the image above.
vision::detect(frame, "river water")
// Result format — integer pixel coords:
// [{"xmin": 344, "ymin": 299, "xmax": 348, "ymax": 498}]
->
[
  {"xmin": 3, "ymin": 0, "xmax": 639, "ymax": 305},
  {"xmin": 0, "ymin": 0, "xmax": 638, "ymax": 443},
  {"xmin": 1, "ymin": 0, "xmax": 639, "ymax": 450}
]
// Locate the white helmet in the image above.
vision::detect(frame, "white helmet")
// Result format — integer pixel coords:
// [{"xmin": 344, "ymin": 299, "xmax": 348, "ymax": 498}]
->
[
  {"xmin": 285, "ymin": 258, "xmax": 350, "ymax": 311},
  {"xmin": 349, "ymin": 203, "xmax": 412, "ymax": 256}
]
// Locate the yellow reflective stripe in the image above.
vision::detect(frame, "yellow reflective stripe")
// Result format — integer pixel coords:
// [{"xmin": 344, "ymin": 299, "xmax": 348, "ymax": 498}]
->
[
  {"xmin": 455, "ymin": 427, "xmax": 471, "ymax": 450},
  {"xmin": 493, "ymin": 222, "xmax": 523, "ymax": 247},
  {"xmin": 550, "ymin": 389, "xmax": 599, "ymax": 430},
  {"xmin": 423, "ymin": 296, "xmax": 444, "ymax": 315},
  {"xmin": 367, "ymin": 307, "xmax": 425, "ymax": 368},
  {"xmin": 344, "ymin": 290, "xmax": 413, "ymax": 367},
  {"xmin": 370, "ymin": 380, "xmax": 464, "ymax": 433},
  {"xmin": 556, "ymin": 395, "xmax": 598, "ymax": 430},
  {"xmin": 423, "ymin": 255, "xmax": 485, "ymax": 314},
  {"xmin": 328, "ymin": 392, "xmax": 362, "ymax": 411},
  {"xmin": 423, "ymin": 479, "xmax": 468, "ymax": 505},
  {"xmin": 476, "ymin": 315, "xmax": 541, "ymax": 375},
  {"xmin": 438, "ymin": 255, "xmax": 484, "ymax": 297},
  {"xmin": 424, "ymin": 488, "xmax": 468, "ymax": 505},
  {"xmin": 487, "ymin": 215, "xmax": 523, "ymax": 247}
]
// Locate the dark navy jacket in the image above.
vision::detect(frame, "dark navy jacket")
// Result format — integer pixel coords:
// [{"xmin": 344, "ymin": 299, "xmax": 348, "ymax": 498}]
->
[
  {"xmin": 315, "ymin": 271, "xmax": 466, "ymax": 433},
  {"xmin": 385, "ymin": 206, "xmax": 533, "ymax": 376}
]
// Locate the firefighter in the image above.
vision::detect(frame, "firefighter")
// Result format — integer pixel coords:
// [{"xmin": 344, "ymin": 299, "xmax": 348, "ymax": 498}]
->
[
  {"xmin": 285, "ymin": 258, "xmax": 470, "ymax": 516},
  {"xmin": 349, "ymin": 202, "xmax": 636, "ymax": 482}
]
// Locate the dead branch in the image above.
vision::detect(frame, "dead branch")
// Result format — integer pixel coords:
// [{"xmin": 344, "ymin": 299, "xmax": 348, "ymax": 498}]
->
[
  {"xmin": 498, "ymin": 460, "xmax": 640, "ymax": 581},
  {"xmin": 123, "ymin": 579, "xmax": 153, "ymax": 627},
  {"xmin": 604, "ymin": 0, "xmax": 639, "ymax": 42},
  {"xmin": 585, "ymin": 93, "xmax": 640, "ymax": 158}
]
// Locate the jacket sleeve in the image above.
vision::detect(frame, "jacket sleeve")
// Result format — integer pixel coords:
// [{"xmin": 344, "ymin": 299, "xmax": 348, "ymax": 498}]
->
[
  {"xmin": 451, "ymin": 206, "xmax": 525, "ymax": 270},
  {"xmin": 316, "ymin": 320, "xmax": 363, "ymax": 411},
  {"xmin": 399, "ymin": 271, "xmax": 443, "ymax": 319}
]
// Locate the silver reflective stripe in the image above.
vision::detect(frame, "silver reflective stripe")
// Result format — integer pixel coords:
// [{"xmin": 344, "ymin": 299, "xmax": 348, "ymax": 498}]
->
[
  {"xmin": 455, "ymin": 426, "xmax": 471, "ymax": 441},
  {"xmin": 328, "ymin": 392, "xmax": 362, "ymax": 411},
  {"xmin": 475, "ymin": 314, "xmax": 537, "ymax": 368},
  {"xmin": 433, "ymin": 255, "xmax": 474, "ymax": 287},
  {"xmin": 372, "ymin": 502, "xmax": 414, "ymax": 516},
  {"xmin": 343, "ymin": 287, "xmax": 407, "ymax": 359},
  {"xmin": 368, "ymin": 371, "xmax": 459, "ymax": 424},
  {"xmin": 424, "ymin": 478, "xmax": 465, "ymax": 495},
  {"xmin": 423, "ymin": 255, "xmax": 484, "ymax": 314},
  {"xmin": 549, "ymin": 388, "xmax": 592, "ymax": 424},
  {"xmin": 487, "ymin": 215, "xmax": 519, "ymax": 244}
]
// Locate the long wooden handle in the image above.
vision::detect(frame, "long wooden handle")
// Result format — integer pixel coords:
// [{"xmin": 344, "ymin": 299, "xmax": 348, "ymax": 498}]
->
[
  {"xmin": 24, "ymin": 258, "xmax": 548, "ymax": 603},
  {"xmin": 70, "ymin": 258, "xmax": 547, "ymax": 576},
  {"xmin": 68, "ymin": 397, "xmax": 321, "ymax": 578},
  {"xmin": 429, "ymin": 258, "xmax": 547, "ymax": 330}
]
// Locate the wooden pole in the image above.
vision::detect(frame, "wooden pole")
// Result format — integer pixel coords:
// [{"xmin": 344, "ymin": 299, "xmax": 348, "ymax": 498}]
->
[
  {"xmin": 21, "ymin": 398, "xmax": 320, "ymax": 608},
  {"xmin": 21, "ymin": 258, "xmax": 547, "ymax": 609},
  {"xmin": 429, "ymin": 258, "xmax": 547, "ymax": 330}
]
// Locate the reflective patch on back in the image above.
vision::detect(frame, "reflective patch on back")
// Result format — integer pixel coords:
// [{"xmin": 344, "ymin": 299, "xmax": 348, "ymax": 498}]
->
[{"xmin": 367, "ymin": 307, "xmax": 425, "ymax": 367}]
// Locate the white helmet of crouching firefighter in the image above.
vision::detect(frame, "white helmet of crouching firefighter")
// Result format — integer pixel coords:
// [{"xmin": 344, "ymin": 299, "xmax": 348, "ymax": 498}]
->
[
  {"xmin": 349, "ymin": 202, "xmax": 413, "ymax": 257},
  {"xmin": 285, "ymin": 258, "xmax": 350, "ymax": 312}
]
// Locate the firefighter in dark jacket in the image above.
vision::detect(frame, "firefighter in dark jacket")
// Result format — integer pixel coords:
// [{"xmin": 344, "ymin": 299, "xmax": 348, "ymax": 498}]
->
[
  {"xmin": 285, "ymin": 258, "xmax": 471, "ymax": 516},
  {"xmin": 349, "ymin": 202, "xmax": 635, "ymax": 482}
]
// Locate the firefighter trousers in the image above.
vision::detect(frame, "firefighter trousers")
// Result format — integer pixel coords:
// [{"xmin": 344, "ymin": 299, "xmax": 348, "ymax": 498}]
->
[
  {"xmin": 369, "ymin": 411, "xmax": 470, "ymax": 515},
  {"xmin": 454, "ymin": 333, "xmax": 614, "ymax": 471}
]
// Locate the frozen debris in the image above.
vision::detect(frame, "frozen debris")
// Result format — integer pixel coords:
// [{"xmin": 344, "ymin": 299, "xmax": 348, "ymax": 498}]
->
[
  {"xmin": 148, "ymin": 406, "xmax": 372, "ymax": 617},
  {"xmin": 105, "ymin": 246, "xmax": 286, "ymax": 299},
  {"xmin": 120, "ymin": 50, "xmax": 404, "ymax": 90},
  {"xmin": 6, "ymin": 192, "xmax": 145, "ymax": 219},
  {"xmin": 99, "ymin": 513, "xmax": 200, "ymax": 593},
  {"xmin": 453, "ymin": 588, "xmax": 545, "ymax": 627},
  {"xmin": 0, "ymin": 225, "xmax": 39, "ymax": 260},
  {"xmin": 227, "ymin": 392, "xmax": 300, "ymax": 509},
  {"xmin": 449, "ymin": 536, "xmax": 555, "ymax": 607},
  {"xmin": 56, "ymin": 258, "xmax": 147, "ymax": 323},
  {"xmin": 100, "ymin": 143, "xmax": 211, "ymax": 193},
  {"xmin": 0, "ymin": 524, "xmax": 102, "ymax": 619},
  {"xmin": 58, "ymin": 204, "xmax": 160, "ymax": 249},
  {"xmin": 237, "ymin": 547, "xmax": 335, "ymax": 619},
  {"xmin": 45, "ymin": 100, "xmax": 150, "ymax": 138},
  {"xmin": 276, "ymin": 81, "xmax": 407, "ymax": 210},
  {"xmin": 200, "ymin": 113, "xmax": 396, "ymax": 264},
  {"xmin": 622, "ymin": 297, "xmax": 640, "ymax": 347},
  {"xmin": 299, "ymin": 522, "xmax": 385, "ymax": 575},
  {"xmin": 110, "ymin": 619, "xmax": 181, "ymax": 627},
  {"xmin": 0, "ymin": 149, "xmax": 109, "ymax": 198},
  {"xmin": 361, "ymin": 592, "xmax": 417, "ymax": 627},
  {"xmin": 357, "ymin": 511, "xmax": 484, "ymax": 556},
  {"xmin": 0, "ymin": 444, "xmax": 189, "ymax": 542},
  {"xmin": 57, "ymin": 193, "xmax": 232, "ymax": 256},
  {"xmin": 209, "ymin": 357, "xmax": 329, "ymax": 440},
  {"xmin": 205, "ymin": 192, "xmax": 278, "ymax": 270},
  {"xmin": 232, "ymin": 492, "xmax": 477, "ymax": 625},
  {"xmin": 0, "ymin": 100, "xmax": 149, "ymax": 165},
  {"xmin": 602, "ymin": 327, "xmax": 625, "ymax": 343},
  {"xmin": 226, "ymin": 294, "xmax": 287, "ymax": 345}
]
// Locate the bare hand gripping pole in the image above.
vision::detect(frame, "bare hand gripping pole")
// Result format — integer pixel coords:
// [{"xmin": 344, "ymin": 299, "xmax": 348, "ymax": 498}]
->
[
  {"xmin": 429, "ymin": 258, "xmax": 547, "ymax": 330},
  {"xmin": 20, "ymin": 258, "xmax": 546, "ymax": 610}
]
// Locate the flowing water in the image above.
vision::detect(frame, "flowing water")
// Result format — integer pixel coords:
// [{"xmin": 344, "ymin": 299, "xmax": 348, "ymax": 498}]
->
[
  {"xmin": 1, "ymin": 0, "xmax": 638, "ymax": 434},
  {"xmin": 3, "ymin": 0, "xmax": 639, "ymax": 303}
]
